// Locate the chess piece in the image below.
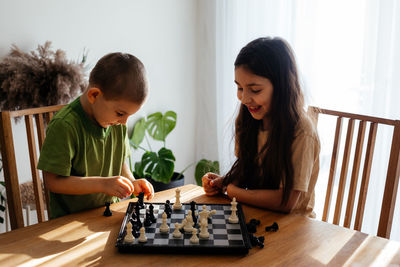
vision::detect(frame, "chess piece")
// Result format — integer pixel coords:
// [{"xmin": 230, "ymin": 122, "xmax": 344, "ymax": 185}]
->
[
  {"xmin": 137, "ymin": 192, "xmax": 145, "ymax": 209},
  {"xmin": 190, "ymin": 201, "xmax": 198, "ymax": 226},
  {"xmin": 144, "ymin": 210, "xmax": 152, "ymax": 227},
  {"xmin": 199, "ymin": 219, "xmax": 209, "ymax": 239},
  {"xmin": 173, "ymin": 222, "xmax": 182, "ymax": 238},
  {"xmin": 247, "ymin": 218, "xmax": 260, "ymax": 233},
  {"xmin": 183, "ymin": 210, "xmax": 194, "ymax": 232},
  {"xmin": 229, "ymin": 197, "xmax": 239, "ymax": 223},
  {"xmin": 173, "ymin": 188, "xmax": 182, "ymax": 210},
  {"xmin": 265, "ymin": 222, "xmax": 279, "ymax": 232},
  {"xmin": 164, "ymin": 200, "xmax": 172, "ymax": 218},
  {"xmin": 124, "ymin": 221, "xmax": 135, "ymax": 243},
  {"xmin": 149, "ymin": 204, "xmax": 157, "ymax": 223},
  {"xmin": 138, "ymin": 227, "xmax": 147, "ymax": 243},
  {"xmin": 103, "ymin": 202, "xmax": 112, "ymax": 216},
  {"xmin": 159, "ymin": 212, "xmax": 170, "ymax": 233},
  {"xmin": 199, "ymin": 205, "xmax": 216, "ymax": 222},
  {"xmin": 190, "ymin": 228, "xmax": 199, "ymax": 244}
]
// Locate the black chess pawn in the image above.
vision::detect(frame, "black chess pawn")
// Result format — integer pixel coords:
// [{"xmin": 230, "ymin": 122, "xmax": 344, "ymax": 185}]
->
[
  {"xmin": 137, "ymin": 192, "xmax": 145, "ymax": 209},
  {"xmin": 164, "ymin": 200, "xmax": 172, "ymax": 218},
  {"xmin": 149, "ymin": 203, "xmax": 157, "ymax": 223},
  {"xmin": 265, "ymin": 222, "xmax": 279, "ymax": 232},
  {"xmin": 103, "ymin": 202, "xmax": 112, "ymax": 216},
  {"xmin": 190, "ymin": 201, "xmax": 197, "ymax": 226},
  {"xmin": 144, "ymin": 210, "xmax": 152, "ymax": 227}
]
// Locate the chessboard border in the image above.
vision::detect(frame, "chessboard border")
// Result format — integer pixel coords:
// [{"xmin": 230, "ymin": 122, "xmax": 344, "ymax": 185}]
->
[{"xmin": 116, "ymin": 202, "xmax": 251, "ymax": 254}]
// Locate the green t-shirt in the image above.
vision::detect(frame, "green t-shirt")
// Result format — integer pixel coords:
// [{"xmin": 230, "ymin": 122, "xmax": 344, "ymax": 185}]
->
[{"xmin": 37, "ymin": 97, "xmax": 130, "ymax": 218}]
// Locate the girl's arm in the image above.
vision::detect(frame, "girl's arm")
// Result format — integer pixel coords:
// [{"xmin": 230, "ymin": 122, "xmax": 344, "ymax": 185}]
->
[{"xmin": 226, "ymin": 183, "xmax": 301, "ymax": 213}]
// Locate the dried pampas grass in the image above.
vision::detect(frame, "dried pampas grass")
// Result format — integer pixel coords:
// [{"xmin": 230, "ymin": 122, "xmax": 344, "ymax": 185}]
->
[{"xmin": 0, "ymin": 41, "xmax": 87, "ymax": 112}]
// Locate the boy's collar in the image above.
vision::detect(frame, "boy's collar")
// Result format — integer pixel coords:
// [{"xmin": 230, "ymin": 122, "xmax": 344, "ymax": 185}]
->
[{"xmin": 71, "ymin": 97, "xmax": 111, "ymax": 139}]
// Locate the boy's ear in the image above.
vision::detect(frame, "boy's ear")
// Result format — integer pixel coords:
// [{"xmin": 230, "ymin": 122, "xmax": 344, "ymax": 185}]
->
[{"xmin": 87, "ymin": 88, "xmax": 103, "ymax": 104}]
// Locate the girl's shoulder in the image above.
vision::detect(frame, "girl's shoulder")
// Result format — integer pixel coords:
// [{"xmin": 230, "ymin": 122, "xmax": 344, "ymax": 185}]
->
[{"xmin": 295, "ymin": 113, "xmax": 319, "ymax": 141}]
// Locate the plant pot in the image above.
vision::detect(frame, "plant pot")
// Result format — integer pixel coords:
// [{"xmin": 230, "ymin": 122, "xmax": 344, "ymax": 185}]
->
[{"xmin": 147, "ymin": 172, "xmax": 184, "ymax": 192}]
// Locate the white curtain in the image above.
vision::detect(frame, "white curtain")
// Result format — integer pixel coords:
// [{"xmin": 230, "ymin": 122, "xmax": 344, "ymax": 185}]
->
[{"xmin": 196, "ymin": 0, "xmax": 400, "ymax": 240}]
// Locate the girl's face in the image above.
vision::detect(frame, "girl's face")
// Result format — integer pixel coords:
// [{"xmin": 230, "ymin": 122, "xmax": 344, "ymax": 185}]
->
[{"xmin": 235, "ymin": 66, "xmax": 274, "ymax": 125}]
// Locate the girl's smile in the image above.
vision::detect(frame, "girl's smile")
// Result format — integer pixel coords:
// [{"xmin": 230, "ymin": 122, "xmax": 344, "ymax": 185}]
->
[{"xmin": 235, "ymin": 66, "xmax": 274, "ymax": 127}]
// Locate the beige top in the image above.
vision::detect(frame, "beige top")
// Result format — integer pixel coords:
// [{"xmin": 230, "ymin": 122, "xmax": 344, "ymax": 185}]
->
[{"xmin": 257, "ymin": 114, "xmax": 320, "ymax": 217}]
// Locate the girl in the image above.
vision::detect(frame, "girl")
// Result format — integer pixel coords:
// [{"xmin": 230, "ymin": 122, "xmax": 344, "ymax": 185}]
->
[{"xmin": 202, "ymin": 37, "xmax": 320, "ymax": 217}]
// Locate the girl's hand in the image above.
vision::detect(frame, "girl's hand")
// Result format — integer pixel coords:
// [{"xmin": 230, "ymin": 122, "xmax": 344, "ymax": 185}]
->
[
  {"xmin": 202, "ymin": 172, "xmax": 225, "ymax": 196},
  {"xmin": 132, "ymin": 179, "xmax": 154, "ymax": 200},
  {"xmin": 103, "ymin": 176, "xmax": 134, "ymax": 199},
  {"xmin": 226, "ymin": 183, "xmax": 239, "ymax": 199}
]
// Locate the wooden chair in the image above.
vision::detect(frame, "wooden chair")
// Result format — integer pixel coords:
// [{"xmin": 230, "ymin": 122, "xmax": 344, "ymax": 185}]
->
[
  {"xmin": 308, "ymin": 106, "xmax": 400, "ymax": 239},
  {"xmin": 0, "ymin": 105, "xmax": 65, "ymax": 230}
]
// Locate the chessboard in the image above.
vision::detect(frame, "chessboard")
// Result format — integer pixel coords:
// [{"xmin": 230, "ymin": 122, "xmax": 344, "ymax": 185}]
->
[{"xmin": 116, "ymin": 201, "xmax": 251, "ymax": 254}]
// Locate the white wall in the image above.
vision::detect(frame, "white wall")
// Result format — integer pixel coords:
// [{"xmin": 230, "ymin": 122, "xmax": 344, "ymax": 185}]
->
[{"xmin": 0, "ymin": 0, "xmax": 198, "ymax": 188}]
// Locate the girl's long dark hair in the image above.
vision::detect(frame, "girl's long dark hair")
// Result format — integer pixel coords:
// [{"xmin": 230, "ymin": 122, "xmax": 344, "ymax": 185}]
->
[{"xmin": 224, "ymin": 37, "xmax": 305, "ymax": 205}]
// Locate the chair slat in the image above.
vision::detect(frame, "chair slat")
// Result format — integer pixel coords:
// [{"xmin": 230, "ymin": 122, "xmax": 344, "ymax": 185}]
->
[
  {"xmin": 354, "ymin": 122, "xmax": 377, "ymax": 231},
  {"xmin": 344, "ymin": 120, "xmax": 366, "ymax": 228},
  {"xmin": 25, "ymin": 115, "xmax": 46, "ymax": 223},
  {"xmin": 35, "ymin": 114, "xmax": 45, "ymax": 150},
  {"xmin": 333, "ymin": 119, "xmax": 355, "ymax": 225},
  {"xmin": 0, "ymin": 111, "xmax": 24, "ymax": 229},
  {"xmin": 378, "ymin": 121, "xmax": 400, "ymax": 238},
  {"xmin": 322, "ymin": 117, "xmax": 343, "ymax": 222}
]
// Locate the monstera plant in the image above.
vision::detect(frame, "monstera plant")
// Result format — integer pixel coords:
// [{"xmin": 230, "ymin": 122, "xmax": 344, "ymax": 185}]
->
[{"xmin": 130, "ymin": 111, "xmax": 181, "ymax": 184}]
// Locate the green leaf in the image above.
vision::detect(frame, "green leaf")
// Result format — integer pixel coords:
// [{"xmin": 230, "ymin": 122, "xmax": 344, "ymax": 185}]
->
[
  {"xmin": 146, "ymin": 111, "xmax": 176, "ymax": 141},
  {"xmin": 130, "ymin": 117, "xmax": 146, "ymax": 149},
  {"xmin": 140, "ymin": 148, "xmax": 175, "ymax": 183},
  {"xmin": 195, "ymin": 159, "xmax": 220, "ymax": 186},
  {"xmin": 134, "ymin": 161, "xmax": 145, "ymax": 178}
]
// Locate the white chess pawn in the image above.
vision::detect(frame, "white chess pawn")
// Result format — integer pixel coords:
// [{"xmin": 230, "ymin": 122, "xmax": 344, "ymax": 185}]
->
[
  {"xmin": 229, "ymin": 197, "xmax": 239, "ymax": 223},
  {"xmin": 173, "ymin": 222, "xmax": 182, "ymax": 238},
  {"xmin": 173, "ymin": 188, "xmax": 182, "ymax": 210},
  {"xmin": 190, "ymin": 228, "xmax": 199, "ymax": 244},
  {"xmin": 199, "ymin": 218, "xmax": 209, "ymax": 239},
  {"xmin": 183, "ymin": 210, "xmax": 194, "ymax": 232},
  {"xmin": 160, "ymin": 212, "xmax": 170, "ymax": 233},
  {"xmin": 124, "ymin": 221, "xmax": 135, "ymax": 243},
  {"xmin": 138, "ymin": 227, "xmax": 147, "ymax": 243}
]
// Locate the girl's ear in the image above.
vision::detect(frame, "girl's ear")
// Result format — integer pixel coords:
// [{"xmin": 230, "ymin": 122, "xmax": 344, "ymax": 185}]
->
[{"xmin": 87, "ymin": 87, "xmax": 103, "ymax": 104}]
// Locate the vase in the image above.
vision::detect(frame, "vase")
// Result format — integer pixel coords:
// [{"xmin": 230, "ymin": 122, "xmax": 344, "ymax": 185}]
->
[{"xmin": 147, "ymin": 172, "xmax": 184, "ymax": 192}]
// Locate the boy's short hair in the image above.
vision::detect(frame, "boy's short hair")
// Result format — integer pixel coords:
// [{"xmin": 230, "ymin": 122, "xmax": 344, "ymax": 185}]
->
[{"xmin": 89, "ymin": 52, "xmax": 148, "ymax": 103}]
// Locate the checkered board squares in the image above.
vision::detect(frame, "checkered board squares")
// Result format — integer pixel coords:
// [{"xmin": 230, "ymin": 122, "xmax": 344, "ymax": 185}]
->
[{"xmin": 116, "ymin": 202, "xmax": 251, "ymax": 254}]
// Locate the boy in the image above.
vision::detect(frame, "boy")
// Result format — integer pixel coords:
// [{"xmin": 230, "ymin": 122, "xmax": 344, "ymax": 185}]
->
[{"xmin": 38, "ymin": 52, "xmax": 154, "ymax": 219}]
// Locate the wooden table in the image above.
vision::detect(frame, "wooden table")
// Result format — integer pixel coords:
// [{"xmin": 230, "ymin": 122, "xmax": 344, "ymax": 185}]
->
[{"xmin": 0, "ymin": 184, "xmax": 399, "ymax": 267}]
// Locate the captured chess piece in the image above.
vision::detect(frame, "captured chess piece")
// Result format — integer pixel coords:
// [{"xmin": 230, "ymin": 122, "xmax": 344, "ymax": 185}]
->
[
  {"xmin": 265, "ymin": 222, "xmax": 279, "ymax": 232},
  {"xmin": 173, "ymin": 188, "xmax": 182, "ymax": 210},
  {"xmin": 103, "ymin": 202, "xmax": 112, "ymax": 216},
  {"xmin": 249, "ymin": 234, "xmax": 264, "ymax": 248},
  {"xmin": 228, "ymin": 197, "xmax": 239, "ymax": 223},
  {"xmin": 246, "ymin": 218, "xmax": 261, "ymax": 233}
]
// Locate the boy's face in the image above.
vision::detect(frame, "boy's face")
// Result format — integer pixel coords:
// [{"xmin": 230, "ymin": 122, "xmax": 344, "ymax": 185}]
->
[{"xmin": 88, "ymin": 88, "xmax": 143, "ymax": 128}]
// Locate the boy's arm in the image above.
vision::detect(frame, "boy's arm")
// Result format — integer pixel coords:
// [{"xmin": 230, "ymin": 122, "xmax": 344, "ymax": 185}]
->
[
  {"xmin": 44, "ymin": 171, "xmax": 134, "ymax": 199},
  {"xmin": 226, "ymin": 184, "xmax": 301, "ymax": 213}
]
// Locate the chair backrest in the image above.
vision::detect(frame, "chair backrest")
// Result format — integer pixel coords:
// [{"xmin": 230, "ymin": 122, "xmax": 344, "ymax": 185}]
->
[
  {"xmin": 0, "ymin": 105, "xmax": 65, "ymax": 230},
  {"xmin": 308, "ymin": 106, "xmax": 400, "ymax": 239}
]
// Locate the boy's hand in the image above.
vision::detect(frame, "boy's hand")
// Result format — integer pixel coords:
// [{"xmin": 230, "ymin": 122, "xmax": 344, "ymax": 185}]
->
[
  {"xmin": 103, "ymin": 176, "xmax": 134, "ymax": 199},
  {"xmin": 132, "ymin": 179, "xmax": 154, "ymax": 200},
  {"xmin": 202, "ymin": 172, "xmax": 225, "ymax": 196}
]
